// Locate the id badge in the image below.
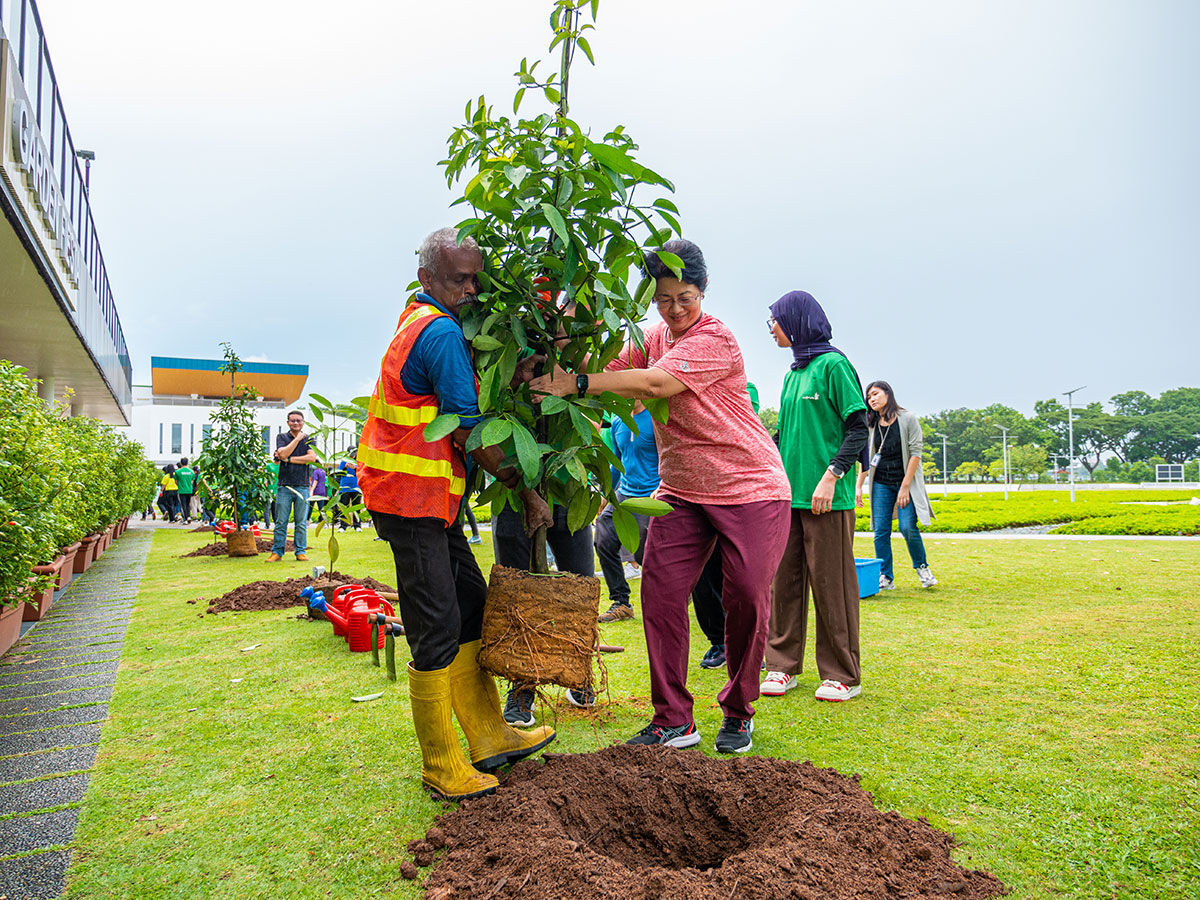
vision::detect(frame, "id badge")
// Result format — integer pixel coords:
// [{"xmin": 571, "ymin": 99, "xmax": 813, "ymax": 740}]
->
[{"xmin": 870, "ymin": 453, "xmax": 881, "ymax": 468}]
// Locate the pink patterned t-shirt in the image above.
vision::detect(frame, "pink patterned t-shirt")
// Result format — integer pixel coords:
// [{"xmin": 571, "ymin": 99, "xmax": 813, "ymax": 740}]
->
[{"xmin": 607, "ymin": 314, "xmax": 791, "ymax": 505}]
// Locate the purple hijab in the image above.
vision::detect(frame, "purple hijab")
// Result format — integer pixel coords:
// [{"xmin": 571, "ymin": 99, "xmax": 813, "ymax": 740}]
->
[{"xmin": 769, "ymin": 290, "xmax": 846, "ymax": 370}]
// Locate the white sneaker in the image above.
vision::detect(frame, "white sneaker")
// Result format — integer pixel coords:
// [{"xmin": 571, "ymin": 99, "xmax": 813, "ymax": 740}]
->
[
  {"xmin": 879, "ymin": 574, "xmax": 895, "ymax": 591},
  {"xmin": 759, "ymin": 671, "xmax": 797, "ymax": 696},
  {"xmin": 917, "ymin": 565, "xmax": 938, "ymax": 588},
  {"xmin": 622, "ymin": 562, "xmax": 641, "ymax": 581},
  {"xmin": 814, "ymin": 680, "xmax": 861, "ymax": 702}
]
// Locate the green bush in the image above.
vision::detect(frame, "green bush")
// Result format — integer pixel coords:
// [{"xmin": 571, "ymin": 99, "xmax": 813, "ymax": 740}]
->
[{"xmin": 0, "ymin": 361, "xmax": 162, "ymax": 607}]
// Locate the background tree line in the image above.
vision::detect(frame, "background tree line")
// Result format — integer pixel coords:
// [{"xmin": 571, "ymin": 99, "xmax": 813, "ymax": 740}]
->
[{"xmin": 757, "ymin": 387, "xmax": 1200, "ymax": 484}]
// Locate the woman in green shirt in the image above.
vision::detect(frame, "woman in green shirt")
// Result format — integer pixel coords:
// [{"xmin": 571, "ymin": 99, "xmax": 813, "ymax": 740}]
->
[{"xmin": 762, "ymin": 290, "xmax": 870, "ymax": 702}]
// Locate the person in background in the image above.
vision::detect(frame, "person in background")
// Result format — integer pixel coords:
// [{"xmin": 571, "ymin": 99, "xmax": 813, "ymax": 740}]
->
[
  {"xmin": 358, "ymin": 227, "xmax": 554, "ymax": 802},
  {"xmin": 336, "ymin": 457, "xmax": 361, "ymax": 530},
  {"xmin": 263, "ymin": 458, "xmax": 279, "ymax": 528},
  {"xmin": 267, "ymin": 410, "xmax": 316, "ymax": 563},
  {"xmin": 175, "ymin": 458, "xmax": 196, "ymax": 524},
  {"xmin": 595, "ymin": 402, "xmax": 658, "ymax": 623},
  {"xmin": 160, "ymin": 464, "xmax": 179, "ymax": 523},
  {"xmin": 856, "ymin": 381, "xmax": 937, "ymax": 589},
  {"xmin": 309, "ymin": 464, "xmax": 328, "ymax": 523},
  {"xmin": 762, "ymin": 290, "xmax": 869, "ymax": 703},
  {"xmin": 530, "ymin": 239, "xmax": 791, "ymax": 755}
]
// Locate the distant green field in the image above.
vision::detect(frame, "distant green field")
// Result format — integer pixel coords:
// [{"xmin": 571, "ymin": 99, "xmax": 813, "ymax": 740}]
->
[{"xmin": 860, "ymin": 489, "xmax": 1200, "ymax": 535}]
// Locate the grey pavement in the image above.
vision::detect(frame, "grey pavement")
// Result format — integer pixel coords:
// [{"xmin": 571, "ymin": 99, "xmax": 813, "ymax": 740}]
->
[{"xmin": 0, "ymin": 526, "xmax": 151, "ymax": 900}]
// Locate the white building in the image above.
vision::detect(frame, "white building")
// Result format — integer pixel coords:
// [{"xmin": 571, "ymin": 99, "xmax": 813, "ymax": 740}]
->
[{"xmin": 122, "ymin": 356, "xmax": 309, "ymax": 467}]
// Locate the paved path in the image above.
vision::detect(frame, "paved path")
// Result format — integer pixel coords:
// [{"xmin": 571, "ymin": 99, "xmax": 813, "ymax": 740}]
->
[{"xmin": 0, "ymin": 528, "xmax": 152, "ymax": 900}]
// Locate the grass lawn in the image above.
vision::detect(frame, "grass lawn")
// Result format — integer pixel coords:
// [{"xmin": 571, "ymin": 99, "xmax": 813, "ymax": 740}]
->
[{"xmin": 58, "ymin": 527, "xmax": 1200, "ymax": 899}]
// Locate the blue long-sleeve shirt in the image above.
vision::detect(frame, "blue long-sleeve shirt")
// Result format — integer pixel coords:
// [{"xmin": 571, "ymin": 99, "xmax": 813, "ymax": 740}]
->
[{"xmin": 400, "ymin": 294, "xmax": 483, "ymax": 429}]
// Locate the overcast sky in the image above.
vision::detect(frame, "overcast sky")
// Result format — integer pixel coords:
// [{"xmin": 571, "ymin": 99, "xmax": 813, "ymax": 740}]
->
[{"xmin": 31, "ymin": 0, "xmax": 1200, "ymax": 417}]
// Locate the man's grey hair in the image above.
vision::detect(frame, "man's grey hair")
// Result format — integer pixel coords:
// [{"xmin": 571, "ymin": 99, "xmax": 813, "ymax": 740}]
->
[{"xmin": 419, "ymin": 227, "xmax": 480, "ymax": 275}]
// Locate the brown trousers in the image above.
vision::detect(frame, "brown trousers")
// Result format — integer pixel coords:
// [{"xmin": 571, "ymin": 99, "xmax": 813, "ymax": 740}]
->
[{"xmin": 765, "ymin": 508, "xmax": 861, "ymax": 687}]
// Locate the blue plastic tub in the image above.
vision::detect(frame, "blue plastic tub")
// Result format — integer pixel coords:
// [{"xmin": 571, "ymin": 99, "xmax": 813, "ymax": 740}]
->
[{"xmin": 855, "ymin": 558, "xmax": 882, "ymax": 599}]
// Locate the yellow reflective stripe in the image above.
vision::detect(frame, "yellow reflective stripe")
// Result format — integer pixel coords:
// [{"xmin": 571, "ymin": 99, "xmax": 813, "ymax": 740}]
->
[
  {"xmin": 368, "ymin": 389, "xmax": 439, "ymax": 427},
  {"xmin": 358, "ymin": 446, "xmax": 466, "ymax": 494},
  {"xmin": 396, "ymin": 302, "xmax": 439, "ymax": 335}
]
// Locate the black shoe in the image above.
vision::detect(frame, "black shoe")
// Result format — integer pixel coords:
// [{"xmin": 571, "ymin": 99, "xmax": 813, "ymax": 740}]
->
[
  {"xmin": 700, "ymin": 644, "xmax": 726, "ymax": 669},
  {"xmin": 503, "ymin": 687, "xmax": 536, "ymax": 727},
  {"xmin": 626, "ymin": 720, "xmax": 701, "ymax": 748},
  {"xmin": 715, "ymin": 716, "xmax": 754, "ymax": 754},
  {"xmin": 566, "ymin": 687, "xmax": 596, "ymax": 708}
]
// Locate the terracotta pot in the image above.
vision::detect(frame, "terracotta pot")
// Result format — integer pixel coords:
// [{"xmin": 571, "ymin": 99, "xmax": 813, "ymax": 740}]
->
[
  {"xmin": 0, "ymin": 602, "xmax": 22, "ymax": 658},
  {"xmin": 226, "ymin": 530, "xmax": 259, "ymax": 557},
  {"xmin": 74, "ymin": 534, "xmax": 101, "ymax": 574},
  {"xmin": 58, "ymin": 543, "xmax": 80, "ymax": 588},
  {"xmin": 24, "ymin": 568, "xmax": 57, "ymax": 621}
]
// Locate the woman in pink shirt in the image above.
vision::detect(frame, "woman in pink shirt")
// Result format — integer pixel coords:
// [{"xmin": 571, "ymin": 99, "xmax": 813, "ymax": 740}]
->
[{"xmin": 530, "ymin": 240, "xmax": 791, "ymax": 754}]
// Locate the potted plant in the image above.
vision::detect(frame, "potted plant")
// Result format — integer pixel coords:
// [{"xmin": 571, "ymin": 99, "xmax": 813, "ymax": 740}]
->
[{"xmin": 195, "ymin": 344, "xmax": 274, "ymax": 557}]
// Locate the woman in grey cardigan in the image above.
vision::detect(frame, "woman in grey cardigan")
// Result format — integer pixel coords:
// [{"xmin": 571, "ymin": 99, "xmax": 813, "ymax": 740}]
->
[{"xmin": 854, "ymin": 381, "xmax": 938, "ymax": 589}]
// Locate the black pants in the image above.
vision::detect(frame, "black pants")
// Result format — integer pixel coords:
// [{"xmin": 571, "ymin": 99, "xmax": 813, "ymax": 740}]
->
[
  {"xmin": 372, "ymin": 510, "xmax": 487, "ymax": 671},
  {"xmin": 309, "ymin": 498, "xmax": 327, "ymax": 522},
  {"xmin": 177, "ymin": 493, "xmax": 194, "ymax": 522},
  {"xmin": 492, "ymin": 503, "xmax": 594, "ymax": 576},
  {"xmin": 691, "ymin": 544, "xmax": 726, "ymax": 647},
  {"xmin": 593, "ymin": 492, "xmax": 649, "ymax": 606}
]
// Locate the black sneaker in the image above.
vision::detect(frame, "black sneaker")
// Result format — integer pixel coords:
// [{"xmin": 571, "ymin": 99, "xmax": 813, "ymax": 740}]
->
[
  {"xmin": 626, "ymin": 720, "xmax": 701, "ymax": 748},
  {"xmin": 714, "ymin": 716, "xmax": 754, "ymax": 754},
  {"xmin": 566, "ymin": 687, "xmax": 596, "ymax": 708},
  {"xmin": 503, "ymin": 687, "xmax": 536, "ymax": 727},
  {"xmin": 699, "ymin": 644, "xmax": 726, "ymax": 669}
]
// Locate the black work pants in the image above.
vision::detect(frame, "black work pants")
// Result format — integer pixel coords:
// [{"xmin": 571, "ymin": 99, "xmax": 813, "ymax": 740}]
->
[
  {"xmin": 371, "ymin": 510, "xmax": 487, "ymax": 671},
  {"xmin": 492, "ymin": 503, "xmax": 594, "ymax": 576},
  {"xmin": 691, "ymin": 546, "xmax": 726, "ymax": 647}
]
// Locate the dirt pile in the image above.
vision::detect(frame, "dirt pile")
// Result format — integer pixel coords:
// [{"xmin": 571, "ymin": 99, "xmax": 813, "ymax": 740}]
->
[
  {"xmin": 412, "ymin": 745, "xmax": 1005, "ymax": 900},
  {"xmin": 204, "ymin": 572, "xmax": 395, "ymax": 614},
  {"xmin": 181, "ymin": 538, "xmax": 294, "ymax": 558},
  {"xmin": 188, "ymin": 525, "xmax": 215, "ymax": 533}
]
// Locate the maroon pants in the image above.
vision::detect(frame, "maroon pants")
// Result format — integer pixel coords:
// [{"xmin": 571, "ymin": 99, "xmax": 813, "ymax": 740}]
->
[{"xmin": 641, "ymin": 494, "xmax": 790, "ymax": 724}]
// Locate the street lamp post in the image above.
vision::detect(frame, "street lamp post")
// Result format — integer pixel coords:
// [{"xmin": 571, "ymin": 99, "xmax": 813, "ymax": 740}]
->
[
  {"xmin": 935, "ymin": 432, "xmax": 949, "ymax": 496},
  {"xmin": 995, "ymin": 425, "xmax": 1010, "ymax": 500},
  {"xmin": 75, "ymin": 149, "xmax": 95, "ymax": 194},
  {"xmin": 1063, "ymin": 385, "xmax": 1086, "ymax": 502}
]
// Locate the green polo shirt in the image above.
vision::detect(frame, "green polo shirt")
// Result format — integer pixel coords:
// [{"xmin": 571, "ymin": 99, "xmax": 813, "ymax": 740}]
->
[{"xmin": 777, "ymin": 353, "xmax": 866, "ymax": 511}]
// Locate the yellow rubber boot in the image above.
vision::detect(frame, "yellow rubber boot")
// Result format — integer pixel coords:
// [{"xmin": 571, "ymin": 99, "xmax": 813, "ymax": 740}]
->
[
  {"xmin": 449, "ymin": 641, "xmax": 556, "ymax": 772},
  {"xmin": 407, "ymin": 662, "xmax": 498, "ymax": 800}
]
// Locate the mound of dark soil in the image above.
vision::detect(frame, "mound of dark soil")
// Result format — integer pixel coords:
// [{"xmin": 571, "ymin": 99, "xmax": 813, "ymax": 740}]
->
[
  {"xmin": 189, "ymin": 525, "xmax": 216, "ymax": 533},
  {"xmin": 412, "ymin": 745, "xmax": 1006, "ymax": 900},
  {"xmin": 204, "ymin": 571, "xmax": 396, "ymax": 614},
  {"xmin": 181, "ymin": 538, "xmax": 294, "ymax": 558}
]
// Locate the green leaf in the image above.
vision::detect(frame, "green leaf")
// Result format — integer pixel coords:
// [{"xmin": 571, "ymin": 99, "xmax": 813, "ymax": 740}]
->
[
  {"xmin": 643, "ymin": 397, "xmax": 670, "ymax": 424},
  {"xmin": 309, "ymin": 392, "xmax": 331, "ymax": 407},
  {"xmin": 465, "ymin": 421, "xmax": 487, "ymax": 452},
  {"xmin": 619, "ymin": 496, "xmax": 673, "ymax": 517},
  {"xmin": 512, "ymin": 422, "xmax": 541, "ymax": 485},
  {"xmin": 577, "ymin": 35, "xmax": 595, "ymax": 64},
  {"xmin": 568, "ymin": 404, "xmax": 594, "ymax": 443},
  {"xmin": 513, "ymin": 87, "xmax": 526, "ymax": 114},
  {"xmin": 612, "ymin": 504, "xmax": 641, "ymax": 555},
  {"xmin": 568, "ymin": 484, "xmax": 592, "ymax": 533},
  {"xmin": 541, "ymin": 203, "xmax": 569, "ymax": 245},
  {"xmin": 540, "ymin": 394, "xmax": 568, "ymax": 415},
  {"xmin": 472, "ymin": 334, "xmax": 504, "ymax": 351},
  {"xmin": 328, "ymin": 532, "xmax": 340, "ymax": 569},
  {"xmin": 543, "ymin": 85, "xmax": 561, "ymax": 104},
  {"xmin": 655, "ymin": 250, "xmax": 684, "ymax": 280},
  {"xmin": 423, "ymin": 414, "xmax": 461, "ymax": 442},
  {"xmin": 481, "ymin": 417, "xmax": 513, "ymax": 448},
  {"xmin": 587, "ymin": 141, "xmax": 643, "ymax": 177}
]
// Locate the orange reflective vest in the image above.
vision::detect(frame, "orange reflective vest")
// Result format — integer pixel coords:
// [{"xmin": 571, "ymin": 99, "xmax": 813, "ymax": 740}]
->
[{"xmin": 357, "ymin": 302, "xmax": 469, "ymax": 525}]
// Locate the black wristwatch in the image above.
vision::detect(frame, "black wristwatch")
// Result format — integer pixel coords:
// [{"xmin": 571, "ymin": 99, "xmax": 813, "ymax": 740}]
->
[{"xmin": 576, "ymin": 373, "xmax": 589, "ymax": 398}]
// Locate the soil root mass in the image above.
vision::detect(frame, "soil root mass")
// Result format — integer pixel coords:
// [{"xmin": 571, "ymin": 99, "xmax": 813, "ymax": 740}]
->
[
  {"xmin": 204, "ymin": 572, "xmax": 395, "ymax": 614},
  {"xmin": 415, "ymin": 744, "xmax": 1006, "ymax": 900}
]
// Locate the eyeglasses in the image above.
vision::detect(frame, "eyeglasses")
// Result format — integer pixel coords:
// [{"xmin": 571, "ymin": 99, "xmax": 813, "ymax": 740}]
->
[
  {"xmin": 655, "ymin": 295, "xmax": 700, "ymax": 309},
  {"xmin": 766, "ymin": 316, "xmax": 776, "ymax": 330}
]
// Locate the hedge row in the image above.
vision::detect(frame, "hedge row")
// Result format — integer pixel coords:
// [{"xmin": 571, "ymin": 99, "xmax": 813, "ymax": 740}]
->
[{"xmin": 0, "ymin": 361, "xmax": 159, "ymax": 606}]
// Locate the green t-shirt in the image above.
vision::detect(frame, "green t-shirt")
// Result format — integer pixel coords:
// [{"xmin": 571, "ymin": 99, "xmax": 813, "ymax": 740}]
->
[
  {"xmin": 777, "ymin": 354, "xmax": 866, "ymax": 511},
  {"xmin": 174, "ymin": 466, "xmax": 195, "ymax": 493}
]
